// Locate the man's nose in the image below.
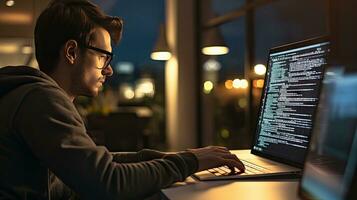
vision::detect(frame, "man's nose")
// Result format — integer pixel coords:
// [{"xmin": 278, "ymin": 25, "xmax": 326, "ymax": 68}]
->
[{"xmin": 102, "ymin": 65, "xmax": 113, "ymax": 77}]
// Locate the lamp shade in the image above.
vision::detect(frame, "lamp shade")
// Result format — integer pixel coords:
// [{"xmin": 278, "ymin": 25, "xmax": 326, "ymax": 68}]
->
[
  {"xmin": 201, "ymin": 27, "xmax": 229, "ymax": 56},
  {"xmin": 151, "ymin": 24, "xmax": 172, "ymax": 61}
]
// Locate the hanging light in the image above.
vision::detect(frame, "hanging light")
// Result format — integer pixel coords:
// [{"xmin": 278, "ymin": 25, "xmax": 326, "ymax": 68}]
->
[
  {"xmin": 5, "ymin": 0, "xmax": 15, "ymax": 7},
  {"xmin": 201, "ymin": 27, "xmax": 229, "ymax": 55},
  {"xmin": 200, "ymin": 1, "xmax": 229, "ymax": 56},
  {"xmin": 151, "ymin": 24, "xmax": 171, "ymax": 61}
]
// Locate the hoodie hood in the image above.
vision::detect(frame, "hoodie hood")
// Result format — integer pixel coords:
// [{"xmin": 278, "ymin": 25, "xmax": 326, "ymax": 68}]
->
[
  {"xmin": 0, "ymin": 66, "xmax": 64, "ymax": 130},
  {"xmin": 0, "ymin": 66, "xmax": 59, "ymax": 98}
]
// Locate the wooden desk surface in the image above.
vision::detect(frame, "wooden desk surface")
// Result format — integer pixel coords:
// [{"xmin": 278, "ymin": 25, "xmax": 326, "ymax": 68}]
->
[
  {"xmin": 162, "ymin": 177, "xmax": 300, "ymax": 200},
  {"xmin": 162, "ymin": 150, "xmax": 301, "ymax": 200}
]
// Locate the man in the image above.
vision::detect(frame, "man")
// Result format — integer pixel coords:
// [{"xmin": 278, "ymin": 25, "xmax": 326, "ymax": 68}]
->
[{"xmin": 0, "ymin": 0, "xmax": 244, "ymax": 199}]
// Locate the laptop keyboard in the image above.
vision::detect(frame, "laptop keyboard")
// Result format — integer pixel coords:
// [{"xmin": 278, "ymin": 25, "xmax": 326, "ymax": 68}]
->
[{"xmin": 207, "ymin": 160, "xmax": 270, "ymax": 176}]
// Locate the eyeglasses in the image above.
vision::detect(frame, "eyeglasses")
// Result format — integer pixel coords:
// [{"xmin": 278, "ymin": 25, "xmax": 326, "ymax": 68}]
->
[{"xmin": 83, "ymin": 45, "xmax": 114, "ymax": 70}]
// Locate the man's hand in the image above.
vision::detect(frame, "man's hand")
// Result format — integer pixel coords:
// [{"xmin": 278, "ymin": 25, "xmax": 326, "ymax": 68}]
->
[{"xmin": 187, "ymin": 146, "xmax": 245, "ymax": 173}]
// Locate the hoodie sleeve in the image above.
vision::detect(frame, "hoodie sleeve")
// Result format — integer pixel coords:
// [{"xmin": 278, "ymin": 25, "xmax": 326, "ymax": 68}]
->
[
  {"xmin": 14, "ymin": 87, "xmax": 198, "ymax": 200},
  {"xmin": 112, "ymin": 149, "xmax": 167, "ymax": 163}
]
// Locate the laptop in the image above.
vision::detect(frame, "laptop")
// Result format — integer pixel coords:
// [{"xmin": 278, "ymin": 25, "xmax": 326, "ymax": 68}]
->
[
  {"xmin": 194, "ymin": 37, "xmax": 330, "ymax": 180},
  {"xmin": 298, "ymin": 71, "xmax": 357, "ymax": 200}
]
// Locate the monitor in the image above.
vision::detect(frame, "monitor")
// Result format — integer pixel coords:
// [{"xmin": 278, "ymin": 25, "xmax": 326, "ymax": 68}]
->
[
  {"xmin": 252, "ymin": 37, "xmax": 330, "ymax": 167},
  {"xmin": 299, "ymin": 71, "xmax": 357, "ymax": 200}
]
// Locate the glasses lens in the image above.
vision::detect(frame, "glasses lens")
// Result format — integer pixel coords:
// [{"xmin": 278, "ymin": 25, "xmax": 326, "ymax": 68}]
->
[{"xmin": 84, "ymin": 45, "xmax": 113, "ymax": 69}]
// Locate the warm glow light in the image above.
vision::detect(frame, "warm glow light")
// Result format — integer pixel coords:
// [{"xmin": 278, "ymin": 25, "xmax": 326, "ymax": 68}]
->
[
  {"xmin": 135, "ymin": 79, "xmax": 155, "ymax": 98},
  {"xmin": 238, "ymin": 98, "xmax": 248, "ymax": 108},
  {"xmin": 232, "ymin": 79, "xmax": 241, "ymax": 88},
  {"xmin": 21, "ymin": 46, "xmax": 32, "ymax": 54},
  {"xmin": 5, "ymin": 0, "xmax": 15, "ymax": 7},
  {"xmin": 240, "ymin": 79, "xmax": 249, "ymax": 89},
  {"xmin": 254, "ymin": 64, "xmax": 266, "ymax": 75},
  {"xmin": 225, "ymin": 80, "xmax": 233, "ymax": 89},
  {"xmin": 0, "ymin": 44, "xmax": 18, "ymax": 54},
  {"xmin": 0, "ymin": 13, "xmax": 32, "ymax": 24},
  {"xmin": 220, "ymin": 129, "xmax": 230, "ymax": 139},
  {"xmin": 120, "ymin": 84, "xmax": 135, "ymax": 100},
  {"xmin": 232, "ymin": 79, "xmax": 249, "ymax": 89},
  {"xmin": 203, "ymin": 81, "xmax": 214, "ymax": 94},
  {"xmin": 202, "ymin": 46, "xmax": 229, "ymax": 55},
  {"xmin": 253, "ymin": 79, "xmax": 264, "ymax": 88},
  {"xmin": 203, "ymin": 58, "xmax": 221, "ymax": 71},
  {"xmin": 150, "ymin": 51, "xmax": 172, "ymax": 60},
  {"xmin": 123, "ymin": 88, "xmax": 135, "ymax": 100}
]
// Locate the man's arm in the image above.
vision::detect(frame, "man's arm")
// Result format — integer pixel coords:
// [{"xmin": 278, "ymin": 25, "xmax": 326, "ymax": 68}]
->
[
  {"xmin": 14, "ymin": 87, "xmax": 197, "ymax": 200},
  {"xmin": 111, "ymin": 149, "xmax": 166, "ymax": 163}
]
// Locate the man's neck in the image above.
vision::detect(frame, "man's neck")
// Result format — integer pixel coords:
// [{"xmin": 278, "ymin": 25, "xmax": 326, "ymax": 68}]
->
[{"xmin": 49, "ymin": 70, "xmax": 76, "ymax": 102}]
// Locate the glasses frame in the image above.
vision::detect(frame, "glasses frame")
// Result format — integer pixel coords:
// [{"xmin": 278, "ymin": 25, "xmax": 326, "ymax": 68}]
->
[{"xmin": 83, "ymin": 45, "xmax": 114, "ymax": 70}]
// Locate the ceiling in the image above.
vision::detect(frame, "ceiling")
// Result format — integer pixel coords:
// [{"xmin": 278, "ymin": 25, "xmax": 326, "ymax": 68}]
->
[{"xmin": 0, "ymin": 0, "xmax": 49, "ymax": 68}]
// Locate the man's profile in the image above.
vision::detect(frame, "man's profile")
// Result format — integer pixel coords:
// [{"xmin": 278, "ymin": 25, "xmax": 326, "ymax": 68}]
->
[{"xmin": 0, "ymin": 0, "xmax": 244, "ymax": 199}]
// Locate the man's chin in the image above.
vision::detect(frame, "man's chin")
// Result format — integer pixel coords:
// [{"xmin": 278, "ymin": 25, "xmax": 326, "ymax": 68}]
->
[
  {"xmin": 80, "ymin": 88, "xmax": 99, "ymax": 97},
  {"xmin": 89, "ymin": 89, "xmax": 99, "ymax": 97}
]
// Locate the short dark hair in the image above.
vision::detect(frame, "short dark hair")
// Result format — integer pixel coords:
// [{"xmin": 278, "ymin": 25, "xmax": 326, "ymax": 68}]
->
[{"xmin": 34, "ymin": 0, "xmax": 123, "ymax": 74}]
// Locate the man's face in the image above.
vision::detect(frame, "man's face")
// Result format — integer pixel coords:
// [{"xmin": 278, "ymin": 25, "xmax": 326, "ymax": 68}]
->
[{"xmin": 73, "ymin": 27, "xmax": 113, "ymax": 97}]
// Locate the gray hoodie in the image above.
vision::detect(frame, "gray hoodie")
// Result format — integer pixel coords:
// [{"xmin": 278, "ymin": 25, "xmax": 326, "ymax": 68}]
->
[{"xmin": 0, "ymin": 66, "xmax": 198, "ymax": 200}]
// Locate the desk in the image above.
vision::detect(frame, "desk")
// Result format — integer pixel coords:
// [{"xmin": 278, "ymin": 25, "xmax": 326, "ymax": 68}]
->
[
  {"xmin": 162, "ymin": 149, "xmax": 301, "ymax": 200},
  {"xmin": 162, "ymin": 177, "xmax": 300, "ymax": 200}
]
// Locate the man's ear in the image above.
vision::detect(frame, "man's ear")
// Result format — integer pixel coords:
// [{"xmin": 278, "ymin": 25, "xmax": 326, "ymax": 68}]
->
[{"xmin": 64, "ymin": 40, "xmax": 79, "ymax": 64}]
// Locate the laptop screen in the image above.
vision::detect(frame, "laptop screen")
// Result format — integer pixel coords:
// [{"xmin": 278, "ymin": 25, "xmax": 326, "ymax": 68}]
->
[
  {"xmin": 251, "ymin": 38, "xmax": 330, "ymax": 166},
  {"xmin": 299, "ymin": 72, "xmax": 357, "ymax": 200}
]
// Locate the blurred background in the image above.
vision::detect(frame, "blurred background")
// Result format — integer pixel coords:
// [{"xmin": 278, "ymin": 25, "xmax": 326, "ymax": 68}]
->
[{"xmin": 0, "ymin": 0, "xmax": 355, "ymax": 152}]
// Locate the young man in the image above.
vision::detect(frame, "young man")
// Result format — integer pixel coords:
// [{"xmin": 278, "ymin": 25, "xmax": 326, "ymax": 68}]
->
[{"xmin": 0, "ymin": 0, "xmax": 244, "ymax": 199}]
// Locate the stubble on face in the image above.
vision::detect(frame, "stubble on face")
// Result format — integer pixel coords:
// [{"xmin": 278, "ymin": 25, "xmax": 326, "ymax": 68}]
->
[
  {"xmin": 71, "ymin": 27, "xmax": 112, "ymax": 98},
  {"xmin": 78, "ymin": 67, "xmax": 104, "ymax": 97}
]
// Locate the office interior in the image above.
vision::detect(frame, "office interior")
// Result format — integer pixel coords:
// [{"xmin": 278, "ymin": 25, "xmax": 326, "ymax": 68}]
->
[{"xmin": 0, "ymin": 0, "xmax": 356, "ymax": 199}]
